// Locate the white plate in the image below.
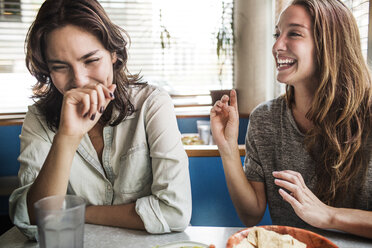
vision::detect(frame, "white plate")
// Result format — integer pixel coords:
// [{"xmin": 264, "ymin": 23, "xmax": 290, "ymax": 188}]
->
[{"xmin": 157, "ymin": 240, "xmax": 209, "ymax": 248}]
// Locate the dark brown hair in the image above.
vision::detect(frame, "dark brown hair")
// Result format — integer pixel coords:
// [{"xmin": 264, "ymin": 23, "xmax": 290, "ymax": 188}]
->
[
  {"xmin": 25, "ymin": 0, "xmax": 144, "ymax": 131},
  {"xmin": 286, "ymin": 0, "xmax": 372, "ymax": 205}
]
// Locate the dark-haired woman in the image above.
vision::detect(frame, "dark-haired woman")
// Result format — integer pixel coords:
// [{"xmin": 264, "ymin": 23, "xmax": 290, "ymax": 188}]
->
[
  {"xmin": 9, "ymin": 0, "xmax": 191, "ymax": 240},
  {"xmin": 211, "ymin": 0, "xmax": 372, "ymax": 239}
]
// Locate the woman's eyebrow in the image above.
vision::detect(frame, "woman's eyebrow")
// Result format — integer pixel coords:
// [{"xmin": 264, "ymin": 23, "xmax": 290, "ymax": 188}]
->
[
  {"xmin": 275, "ymin": 23, "xmax": 309, "ymax": 30},
  {"xmin": 47, "ymin": 49, "xmax": 100, "ymax": 64},
  {"xmin": 78, "ymin": 49, "xmax": 100, "ymax": 61},
  {"xmin": 47, "ymin": 59, "xmax": 67, "ymax": 64},
  {"xmin": 288, "ymin": 23, "xmax": 308, "ymax": 29}
]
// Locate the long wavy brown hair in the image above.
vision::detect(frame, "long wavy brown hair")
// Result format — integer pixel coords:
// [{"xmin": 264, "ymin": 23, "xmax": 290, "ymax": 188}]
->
[
  {"xmin": 285, "ymin": 0, "xmax": 372, "ymax": 206},
  {"xmin": 25, "ymin": 0, "xmax": 144, "ymax": 131}
]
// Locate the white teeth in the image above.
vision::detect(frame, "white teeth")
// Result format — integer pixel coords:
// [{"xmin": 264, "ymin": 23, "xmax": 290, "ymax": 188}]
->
[{"xmin": 277, "ymin": 58, "xmax": 295, "ymax": 64}]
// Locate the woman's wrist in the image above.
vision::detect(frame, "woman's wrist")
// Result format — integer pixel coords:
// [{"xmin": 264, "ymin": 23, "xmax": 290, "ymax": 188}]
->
[
  {"xmin": 85, "ymin": 205, "xmax": 93, "ymax": 224},
  {"xmin": 218, "ymin": 141, "xmax": 240, "ymax": 159},
  {"xmin": 325, "ymin": 206, "xmax": 339, "ymax": 229},
  {"xmin": 313, "ymin": 205, "xmax": 337, "ymax": 230},
  {"xmin": 54, "ymin": 131, "xmax": 84, "ymax": 148}
]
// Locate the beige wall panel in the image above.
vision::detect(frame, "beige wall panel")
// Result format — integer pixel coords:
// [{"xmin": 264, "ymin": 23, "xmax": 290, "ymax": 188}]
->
[{"xmin": 234, "ymin": 0, "xmax": 274, "ymax": 114}]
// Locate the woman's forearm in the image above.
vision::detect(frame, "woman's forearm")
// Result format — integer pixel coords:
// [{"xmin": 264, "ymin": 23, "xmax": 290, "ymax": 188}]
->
[
  {"xmin": 27, "ymin": 133, "xmax": 82, "ymax": 224},
  {"xmin": 220, "ymin": 147, "xmax": 266, "ymax": 226},
  {"xmin": 85, "ymin": 203, "xmax": 145, "ymax": 230},
  {"xmin": 326, "ymin": 207, "xmax": 372, "ymax": 239}
]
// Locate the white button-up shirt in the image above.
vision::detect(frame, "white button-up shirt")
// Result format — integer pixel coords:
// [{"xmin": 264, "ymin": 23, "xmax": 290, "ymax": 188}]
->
[{"xmin": 9, "ymin": 85, "xmax": 192, "ymax": 240}]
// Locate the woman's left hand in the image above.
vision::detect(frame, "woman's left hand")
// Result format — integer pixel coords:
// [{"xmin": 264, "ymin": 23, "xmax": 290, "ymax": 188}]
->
[{"xmin": 273, "ymin": 170, "xmax": 333, "ymax": 229}]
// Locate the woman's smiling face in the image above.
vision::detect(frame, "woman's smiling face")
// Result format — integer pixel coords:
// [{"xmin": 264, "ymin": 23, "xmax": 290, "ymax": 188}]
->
[
  {"xmin": 272, "ymin": 4, "xmax": 317, "ymax": 88},
  {"xmin": 45, "ymin": 24, "xmax": 117, "ymax": 94}
]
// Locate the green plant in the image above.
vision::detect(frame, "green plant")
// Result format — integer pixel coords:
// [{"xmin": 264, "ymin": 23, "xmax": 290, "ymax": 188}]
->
[
  {"xmin": 159, "ymin": 9, "xmax": 171, "ymax": 50},
  {"xmin": 158, "ymin": 9, "xmax": 171, "ymax": 79},
  {"xmin": 216, "ymin": 1, "xmax": 234, "ymax": 88}
]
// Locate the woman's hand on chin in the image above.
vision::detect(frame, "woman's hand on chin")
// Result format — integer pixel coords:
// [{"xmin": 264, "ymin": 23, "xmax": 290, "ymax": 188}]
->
[{"xmin": 58, "ymin": 83, "xmax": 116, "ymax": 138}]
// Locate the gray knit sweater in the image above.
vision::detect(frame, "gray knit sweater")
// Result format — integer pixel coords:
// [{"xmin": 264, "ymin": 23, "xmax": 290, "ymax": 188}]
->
[{"xmin": 244, "ymin": 96, "xmax": 372, "ymax": 229}]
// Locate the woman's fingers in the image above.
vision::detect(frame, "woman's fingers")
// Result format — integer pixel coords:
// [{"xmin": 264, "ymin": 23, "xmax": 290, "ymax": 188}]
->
[
  {"xmin": 88, "ymin": 89, "xmax": 98, "ymax": 120},
  {"xmin": 93, "ymin": 84, "xmax": 105, "ymax": 114},
  {"xmin": 211, "ymin": 90, "xmax": 238, "ymax": 115},
  {"xmin": 282, "ymin": 170, "xmax": 306, "ymax": 187},
  {"xmin": 273, "ymin": 170, "xmax": 306, "ymax": 188},
  {"xmin": 273, "ymin": 170, "xmax": 309, "ymax": 205},
  {"xmin": 99, "ymin": 83, "xmax": 116, "ymax": 103},
  {"xmin": 229, "ymin": 89, "xmax": 238, "ymax": 112},
  {"xmin": 274, "ymin": 178, "xmax": 304, "ymax": 203},
  {"xmin": 71, "ymin": 88, "xmax": 99, "ymax": 120},
  {"xmin": 81, "ymin": 92, "xmax": 92, "ymax": 118},
  {"xmin": 107, "ymin": 84, "xmax": 116, "ymax": 98},
  {"xmin": 278, "ymin": 188, "xmax": 302, "ymax": 208},
  {"xmin": 64, "ymin": 90, "xmax": 91, "ymax": 118},
  {"xmin": 212, "ymin": 100, "xmax": 227, "ymax": 115},
  {"xmin": 221, "ymin": 94, "xmax": 229, "ymax": 104},
  {"xmin": 66, "ymin": 82, "xmax": 116, "ymax": 121},
  {"xmin": 90, "ymin": 83, "xmax": 115, "ymax": 115}
]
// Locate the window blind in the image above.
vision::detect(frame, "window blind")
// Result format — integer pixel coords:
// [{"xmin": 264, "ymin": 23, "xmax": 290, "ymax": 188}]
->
[
  {"xmin": 0, "ymin": 0, "xmax": 234, "ymax": 113},
  {"xmin": 342, "ymin": 0, "xmax": 370, "ymax": 59}
]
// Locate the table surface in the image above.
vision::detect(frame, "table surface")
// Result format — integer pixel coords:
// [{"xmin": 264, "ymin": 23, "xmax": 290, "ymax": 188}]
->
[{"xmin": 1, "ymin": 224, "xmax": 371, "ymax": 248}]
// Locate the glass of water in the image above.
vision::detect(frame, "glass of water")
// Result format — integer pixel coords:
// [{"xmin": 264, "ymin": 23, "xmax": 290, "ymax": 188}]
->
[
  {"xmin": 197, "ymin": 120, "xmax": 212, "ymax": 145},
  {"xmin": 34, "ymin": 195, "xmax": 86, "ymax": 248}
]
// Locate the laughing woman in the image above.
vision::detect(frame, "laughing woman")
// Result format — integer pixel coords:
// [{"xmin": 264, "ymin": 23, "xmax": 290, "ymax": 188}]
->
[
  {"xmin": 211, "ymin": 0, "xmax": 372, "ymax": 239},
  {"xmin": 9, "ymin": 0, "xmax": 191, "ymax": 240}
]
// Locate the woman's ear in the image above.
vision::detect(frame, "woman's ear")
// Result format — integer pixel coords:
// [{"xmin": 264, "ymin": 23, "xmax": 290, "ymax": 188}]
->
[{"xmin": 111, "ymin": 52, "xmax": 117, "ymax": 64}]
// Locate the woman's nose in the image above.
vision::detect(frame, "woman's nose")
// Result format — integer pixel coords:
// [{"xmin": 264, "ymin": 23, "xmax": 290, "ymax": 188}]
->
[
  {"xmin": 71, "ymin": 67, "xmax": 89, "ymax": 88},
  {"xmin": 272, "ymin": 35, "xmax": 286, "ymax": 54}
]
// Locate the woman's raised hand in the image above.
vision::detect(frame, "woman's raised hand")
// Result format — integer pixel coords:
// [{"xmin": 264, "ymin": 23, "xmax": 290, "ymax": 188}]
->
[
  {"xmin": 58, "ymin": 82, "xmax": 116, "ymax": 138},
  {"xmin": 210, "ymin": 89, "xmax": 239, "ymax": 155}
]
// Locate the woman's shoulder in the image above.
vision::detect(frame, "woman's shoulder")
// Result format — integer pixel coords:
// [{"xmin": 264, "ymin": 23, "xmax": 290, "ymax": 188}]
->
[
  {"xmin": 127, "ymin": 84, "xmax": 170, "ymax": 107},
  {"xmin": 22, "ymin": 104, "xmax": 54, "ymax": 139},
  {"xmin": 250, "ymin": 95, "xmax": 286, "ymax": 121},
  {"xmin": 24, "ymin": 104, "xmax": 45, "ymax": 124}
]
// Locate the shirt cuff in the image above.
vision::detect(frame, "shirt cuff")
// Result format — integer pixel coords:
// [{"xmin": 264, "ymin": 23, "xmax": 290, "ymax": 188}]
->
[
  {"xmin": 135, "ymin": 196, "xmax": 171, "ymax": 234},
  {"xmin": 8, "ymin": 185, "xmax": 38, "ymax": 240}
]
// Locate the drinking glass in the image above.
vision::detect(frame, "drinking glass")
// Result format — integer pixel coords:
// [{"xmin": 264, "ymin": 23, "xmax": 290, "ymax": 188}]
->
[
  {"xmin": 197, "ymin": 120, "xmax": 212, "ymax": 145},
  {"xmin": 34, "ymin": 195, "xmax": 86, "ymax": 248}
]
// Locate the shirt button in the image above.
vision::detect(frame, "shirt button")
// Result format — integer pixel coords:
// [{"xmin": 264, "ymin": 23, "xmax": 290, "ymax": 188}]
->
[{"xmin": 107, "ymin": 185, "xmax": 112, "ymax": 190}]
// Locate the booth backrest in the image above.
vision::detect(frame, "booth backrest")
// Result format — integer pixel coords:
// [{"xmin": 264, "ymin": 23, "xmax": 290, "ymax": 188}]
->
[{"xmin": 189, "ymin": 156, "xmax": 272, "ymax": 227}]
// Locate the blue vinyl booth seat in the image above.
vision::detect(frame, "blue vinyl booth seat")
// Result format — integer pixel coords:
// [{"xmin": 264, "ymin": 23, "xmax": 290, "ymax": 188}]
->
[
  {"xmin": 0, "ymin": 125, "xmax": 22, "ymax": 217},
  {"xmin": 189, "ymin": 156, "xmax": 272, "ymax": 227},
  {"xmin": 0, "ymin": 125, "xmax": 22, "ymax": 234}
]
